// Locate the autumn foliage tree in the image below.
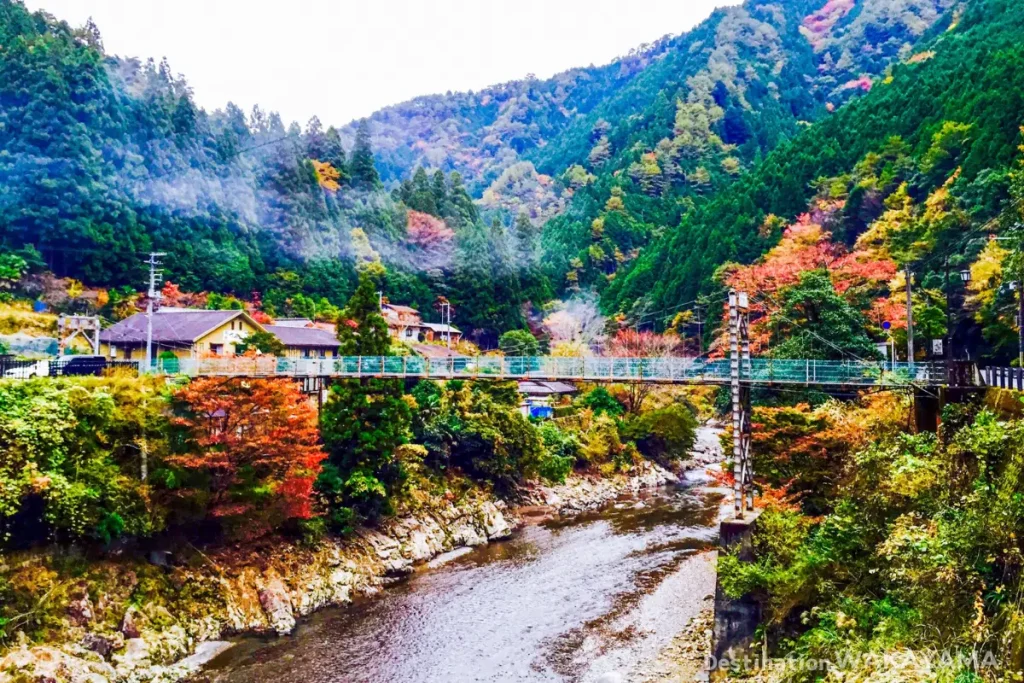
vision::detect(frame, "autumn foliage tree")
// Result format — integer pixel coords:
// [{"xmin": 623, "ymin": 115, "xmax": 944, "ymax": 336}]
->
[
  {"xmin": 405, "ymin": 210, "xmax": 455, "ymax": 252},
  {"xmin": 168, "ymin": 378, "xmax": 325, "ymax": 539},
  {"xmin": 720, "ymin": 212, "xmax": 898, "ymax": 356},
  {"xmin": 606, "ymin": 328, "xmax": 680, "ymax": 413}
]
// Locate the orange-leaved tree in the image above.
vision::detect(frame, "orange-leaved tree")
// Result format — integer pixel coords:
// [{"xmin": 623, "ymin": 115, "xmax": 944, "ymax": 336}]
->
[
  {"xmin": 605, "ymin": 329, "xmax": 680, "ymax": 413},
  {"xmin": 720, "ymin": 212, "xmax": 899, "ymax": 356},
  {"xmin": 168, "ymin": 377, "xmax": 325, "ymax": 539}
]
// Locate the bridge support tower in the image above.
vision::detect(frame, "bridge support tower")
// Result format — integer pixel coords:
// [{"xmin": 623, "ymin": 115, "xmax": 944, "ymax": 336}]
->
[
  {"xmin": 712, "ymin": 290, "xmax": 759, "ymax": 679},
  {"xmin": 729, "ymin": 290, "xmax": 753, "ymax": 515}
]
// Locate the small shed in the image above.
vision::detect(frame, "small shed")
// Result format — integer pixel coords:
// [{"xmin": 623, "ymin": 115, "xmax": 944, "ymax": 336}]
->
[{"xmin": 517, "ymin": 381, "xmax": 578, "ymax": 419}]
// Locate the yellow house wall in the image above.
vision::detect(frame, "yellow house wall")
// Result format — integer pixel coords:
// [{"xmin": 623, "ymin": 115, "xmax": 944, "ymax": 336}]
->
[
  {"xmin": 193, "ymin": 317, "xmax": 260, "ymax": 356},
  {"xmin": 282, "ymin": 347, "xmax": 337, "ymax": 359}
]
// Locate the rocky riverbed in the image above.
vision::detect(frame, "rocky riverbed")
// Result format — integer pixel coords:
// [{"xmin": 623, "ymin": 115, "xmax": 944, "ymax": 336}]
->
[
  {"xmin": 203, "ymin": 466, "xmax": 727, "ymax": 683},
  {"xmin": 0, "ymin": 459, "xmax": 684, "ymax": 683}
]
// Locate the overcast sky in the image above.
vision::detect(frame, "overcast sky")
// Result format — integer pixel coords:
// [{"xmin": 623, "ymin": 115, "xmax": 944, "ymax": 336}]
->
[{"xmin": 24, "ymin": 0, "xmax": 736, "ymax": 129}]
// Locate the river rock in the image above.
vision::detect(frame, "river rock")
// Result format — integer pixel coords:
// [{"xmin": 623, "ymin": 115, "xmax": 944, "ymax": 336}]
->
[
  {"xmin": 400, "ymin": 518, "xmax": 445, "ymax": 561},
  {"xmin": 67, "ymin": 590, "xmax": 95, "ymax": 627},
  {"xmin": 257, "ymin": 576, "xmax": 296, "ymax": 636},
  {"xmin": 113, "ymin": 637, "xmax": 151, "ymax": 672},
  {"xmin": 481, "ymin": 502, "xmax": 512, "ymax": 539},
  {"xmin": 0, "ymin": 643, "xmax": 115, "ymax": 683},
  {"xmin": 81, "ymin": 632, "xmax": 123, "ymax": 659},
  {"xmin": 121, "ymin": 606, "xmax": 146, "ymax": 639}
]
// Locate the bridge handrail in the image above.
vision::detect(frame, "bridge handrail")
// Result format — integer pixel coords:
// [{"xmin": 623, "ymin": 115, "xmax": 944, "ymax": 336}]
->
[{"xmin": 149, "ymin": 356, "xmax": 945, "ymax": 387}]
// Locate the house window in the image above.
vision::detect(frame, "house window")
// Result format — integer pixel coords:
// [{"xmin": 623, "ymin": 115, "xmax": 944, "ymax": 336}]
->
[
  {"xmin": 318, "ymin": 348, "xmax": 327, "ymax": 358},
  {"xmin": 210, "ymin": 344, "xmax": 223, "ymax": 356},
  {"xmin": 303, "ymin": 348, "xmax": 313, "ymax": 358}
]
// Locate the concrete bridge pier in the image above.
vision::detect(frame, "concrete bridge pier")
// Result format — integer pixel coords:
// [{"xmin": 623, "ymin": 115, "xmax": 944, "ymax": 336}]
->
[{"xmin": 711, "ymin": 509, "xmax": 764, "ymax": 679}]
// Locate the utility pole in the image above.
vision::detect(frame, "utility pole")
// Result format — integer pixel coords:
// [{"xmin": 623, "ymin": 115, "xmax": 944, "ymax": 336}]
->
[
  {"xmin": 144, "ymin": 253, "xmax": 166, "ymax": 372},
  {"xmin": 944, "ymin": 257, "xmax": 953, "ymax": 379},
  {"xmin": 905, "ymin": 263, "xmax": 915, "ymax": 367},
  {"xmin": 1018, "ymin": 281, "xmax": 1023, "ymax": 369},
  {"xmin": 441, "ymin": 301, "xmax": 452, "ymax": 352},
  {"xmin": 695, "ymin": 304, "xmax": 704, "ymax": 357}
]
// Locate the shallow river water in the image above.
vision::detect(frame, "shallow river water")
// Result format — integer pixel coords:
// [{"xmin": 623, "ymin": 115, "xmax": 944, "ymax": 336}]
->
[{"xmin": 204, "ymin": 470, "xmax": 726, "ymax": 683}]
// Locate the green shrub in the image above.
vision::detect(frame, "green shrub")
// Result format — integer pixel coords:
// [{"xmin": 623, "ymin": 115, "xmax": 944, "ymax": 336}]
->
[
  {"xmin": 498, "ymin": 329, "xmax": 539, "ymax": 356},
  {"xmin": 411, "ymin": 381, "xmax": 544, "ymax": 494},
  {"xmin": 537, "ymin": 423, "xmax": 581, "ymax": 483},
  {"xmin": 621, "ymin": 403, "xmax": 697, "ymax": 464},
  {"xmin": 538, "ymin": 453, "xmax": 574, "ymax": 484},
  {"xmin": 576, "ymin": 387, "xmax": 624, "ymax": 417},
  {"xmin": 0, "ymin": 377, "xmax": 166, "ymax": 547},
  {"xmin": 721, "ymin": 398, "xmax": 1024, "ymax": 680}
]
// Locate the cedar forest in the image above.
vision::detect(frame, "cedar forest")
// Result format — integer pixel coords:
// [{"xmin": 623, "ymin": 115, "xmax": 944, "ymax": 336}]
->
[{"xmin": 5, "ymin": 0, "xmax": 1024, "ymax": 679}]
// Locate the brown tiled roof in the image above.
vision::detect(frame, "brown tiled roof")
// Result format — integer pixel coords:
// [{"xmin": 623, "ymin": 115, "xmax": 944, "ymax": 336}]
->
[
  {"xmin": 99, "ymin": 310, "xmax": 250, "ymax": 344},
  {"xmin": 384, "ymin": 304, "xmax": 420, "ymax": 315},
  {"xmin": 265, "ymin": 325, "xmax": 340, "ymax": 349}
]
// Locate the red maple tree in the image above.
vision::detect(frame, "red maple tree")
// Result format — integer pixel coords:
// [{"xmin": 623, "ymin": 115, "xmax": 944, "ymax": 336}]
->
[
  {"xmin": 606, "ymin": 329, "xmax": 680, "ymax": 357},
  {"xmin": 169, "ymin": 378, "xmax": 326, "ymax": 538},
  {"xmin": 719, "ymin": 212, "xmax": 900, "ymax": 355},
  {"xmin": 160, "ymin": 281, "xmax": 208, "ymax": 309}
]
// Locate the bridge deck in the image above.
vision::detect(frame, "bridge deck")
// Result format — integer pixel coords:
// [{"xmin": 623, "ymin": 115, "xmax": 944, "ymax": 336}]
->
[{"xmin": 151, "ymin": 356, "xmax": 945, "ymax": 387}]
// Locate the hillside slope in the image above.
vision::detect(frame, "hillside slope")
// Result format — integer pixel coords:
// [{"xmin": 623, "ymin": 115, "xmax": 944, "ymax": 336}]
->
[
  {"xmin": 531, "ymin": 0, "xmax": 958, "ymax": 302},
  {"xmin": 349, "ymin": 0, "xmax": 954, "ymax": 209},
  {"xmin": 606, "ymin": 0, "xmax": 1024, "ymax": 328}
]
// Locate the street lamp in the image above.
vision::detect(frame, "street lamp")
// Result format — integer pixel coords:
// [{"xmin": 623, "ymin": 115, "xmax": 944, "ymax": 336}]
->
[{"xmin": 959, "ymin": 269, "xmax": 972, "ymax": 283}]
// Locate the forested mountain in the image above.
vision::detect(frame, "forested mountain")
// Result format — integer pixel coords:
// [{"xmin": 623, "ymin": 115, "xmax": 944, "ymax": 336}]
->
[
  {"xmin": 532, "ymin": 0, "xmax": 958, "ymax": 303},
  {"xmin": 348, "ymin": 0, "xmax": 954, "ymax": 199},
  {"xmin": 337, "ymin": 39, "xmax": 680, "ymax": 195},
  {"xmin": 0, "ymin": 0, "xmax": 539, "ymax": 342},
  {"xmin": 3, "ymin": 0, "xmax": 1023, "ymax": 357}
]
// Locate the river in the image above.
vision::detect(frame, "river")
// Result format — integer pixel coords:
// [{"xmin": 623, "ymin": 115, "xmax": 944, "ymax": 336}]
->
[{"xmin": 203, "ymin": 469, "xmax": 727, "ymax": 683}]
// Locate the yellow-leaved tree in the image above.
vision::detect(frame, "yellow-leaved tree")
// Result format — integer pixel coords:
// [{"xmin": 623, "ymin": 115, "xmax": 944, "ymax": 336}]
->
[{"xmin": 312, "ymin": 159, "xmax": 341, "ymax": 192}]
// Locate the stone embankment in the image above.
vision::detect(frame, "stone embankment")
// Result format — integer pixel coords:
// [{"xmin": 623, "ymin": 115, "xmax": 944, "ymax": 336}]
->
[
  {"xmin": 0, "ymin": 496, "xmax": 510, "ymax": 683},
  {"xmin": 520, "ymin": 460, "xmax": 679, "ymax": 515}
]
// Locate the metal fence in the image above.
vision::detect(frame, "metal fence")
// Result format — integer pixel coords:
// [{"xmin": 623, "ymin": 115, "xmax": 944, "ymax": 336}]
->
[
  {"xmin": 0, "ymin": 356, "xmax": 43, "ymax": 379},
  {"xmin": 151, "ymin": 356, "xmax": 945, "ymax": 388},
  {"xmin": 1, "ymin": 357, "xmax": 141, "ymax": 379},
  {"xmin": 1, "ymin": 352, "xmax": 959, "ymax": 388},
  {"xmin": 980, "ymin": 366, "xmax": 1024, "ymax": 391}
]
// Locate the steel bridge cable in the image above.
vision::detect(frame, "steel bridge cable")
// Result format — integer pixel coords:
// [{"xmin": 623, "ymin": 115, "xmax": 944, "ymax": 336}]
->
[{"xmin": 628, "ymin": 287, "xmax": 732, "ymax": 328}]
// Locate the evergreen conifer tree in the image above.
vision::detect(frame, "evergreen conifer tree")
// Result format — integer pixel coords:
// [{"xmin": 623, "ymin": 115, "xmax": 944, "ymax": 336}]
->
[{"xmin": 349, "ymin": 119, "xmax": 380, "ymax": 187}]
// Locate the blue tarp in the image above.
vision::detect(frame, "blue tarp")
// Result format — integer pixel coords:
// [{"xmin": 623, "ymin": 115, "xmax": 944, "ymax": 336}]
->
[{"xmin": 529, "ymin": 405, "xmax": 554, "ymax": 419}]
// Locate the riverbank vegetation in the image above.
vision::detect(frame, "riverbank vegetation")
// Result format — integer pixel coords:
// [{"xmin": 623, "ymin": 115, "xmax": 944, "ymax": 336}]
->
[{"xmin": 719, "ymin": 389, "xmax": 1024, "ymax": 681}]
